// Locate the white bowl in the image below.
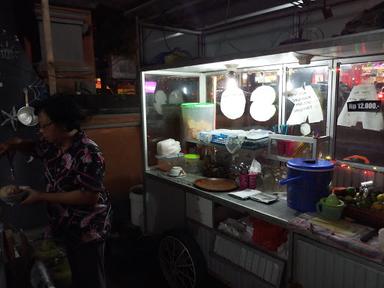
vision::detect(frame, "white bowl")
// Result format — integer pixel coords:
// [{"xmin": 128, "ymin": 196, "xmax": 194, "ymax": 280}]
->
[{"xmin": 0, "ymin": 191, "xmax": 28, "ymax": 206}]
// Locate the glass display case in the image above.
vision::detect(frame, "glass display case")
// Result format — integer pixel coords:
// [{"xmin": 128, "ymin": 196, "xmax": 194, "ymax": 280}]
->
[
  {"xmin": 141, "ymin": 54, "xmax": 384, "ymax": 173},
  {"xmin": 142, "ymin": 62, "xmax": 333, "ymax": 171},
  {"xmin": 139, "ymin": 26, "xmax": 384, "ymax": 288},
  {"xmin": 335, "ymin": 57, "xmax": 384, "ymax": 166}
]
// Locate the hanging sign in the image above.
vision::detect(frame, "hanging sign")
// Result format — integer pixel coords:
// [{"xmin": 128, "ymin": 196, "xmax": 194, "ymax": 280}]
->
[
  {"xmin": 220, "ymin": 87, "xmax": 246, "ymax": 120},
  {"xmin": 286, "ymin": 85, "xmax": 323, "ymax": 125},
  {"xmin": 337, "ymin": 84, "xmax": 384, "ymax": 131},
  {"xmin": 347, "ymin": 100, "xmax": 381, "ymax": 112},
  {"xmin": 249, "ymin": 85, "xmax": 276, "ymax": 122}
]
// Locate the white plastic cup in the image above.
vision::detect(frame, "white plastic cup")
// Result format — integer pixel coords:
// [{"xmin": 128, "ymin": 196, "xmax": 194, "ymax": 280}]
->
[{"xmin": 169, "ymin": 166, "xmax": 185, "ymax": 177}]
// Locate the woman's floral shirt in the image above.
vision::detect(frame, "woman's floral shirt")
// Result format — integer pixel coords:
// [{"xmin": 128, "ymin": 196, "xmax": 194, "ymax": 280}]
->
[{"xmin": 35, "ymin": 131, "xmax": 111, "ymax": 247}]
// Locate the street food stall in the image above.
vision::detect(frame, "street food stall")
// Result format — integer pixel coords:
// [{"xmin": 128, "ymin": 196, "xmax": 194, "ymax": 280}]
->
[{"xmin": 140, "ymin": 27, "xmax": 384, "ymax": 288}]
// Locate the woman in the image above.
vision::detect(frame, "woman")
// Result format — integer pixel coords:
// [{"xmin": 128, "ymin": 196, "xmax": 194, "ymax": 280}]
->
[{"xmin": 0, "ymin": 95, "xmax": 111, "ymax": 288}]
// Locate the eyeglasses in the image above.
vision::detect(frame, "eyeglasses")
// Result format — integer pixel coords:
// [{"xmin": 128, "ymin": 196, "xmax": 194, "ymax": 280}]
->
[{"xmin": 37, "ymin": 121, "xmax": 53, "ymax": 130}]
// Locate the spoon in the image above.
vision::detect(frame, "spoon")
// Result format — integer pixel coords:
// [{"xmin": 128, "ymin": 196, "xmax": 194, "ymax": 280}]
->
[{"xmin": 17, "ymin": 88, "xmax": 38, "ymax": 126}]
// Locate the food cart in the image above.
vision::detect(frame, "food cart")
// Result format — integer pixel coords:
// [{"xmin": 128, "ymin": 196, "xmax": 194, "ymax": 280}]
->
[{"xmin": 139, "ymin": 22, "xmax": 384, "ymax": 288}]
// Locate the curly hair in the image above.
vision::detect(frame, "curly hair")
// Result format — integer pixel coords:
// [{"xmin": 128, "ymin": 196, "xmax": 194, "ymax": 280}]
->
[{"xmin": 34, "ymin": 94, "xmax": 86, "ymax": 131}]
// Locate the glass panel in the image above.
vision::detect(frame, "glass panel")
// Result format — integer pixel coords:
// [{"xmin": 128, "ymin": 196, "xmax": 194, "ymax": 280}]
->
[
  {"xmin": 335, "ymin": 61, "xmax": 384, "ymax": 166},
  {"xmin": 207, "ymin": 69, "xmax": 280, "ymax": 130},
  {"xmin": 144, "ymin": 74, "xmax": 200, "ymax": 166},
  {"xmin": 285, "ymin": 66, "xmax": 329, "ymax": 137}
]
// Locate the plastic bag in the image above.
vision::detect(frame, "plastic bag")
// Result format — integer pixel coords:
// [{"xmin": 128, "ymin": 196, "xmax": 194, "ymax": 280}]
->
[
  {"xmin": 225, "ymin": 136, "xmax": 245, "ymax": 154},
  {"xmin": 249, "ymin": 159, "xmax": 261, "ymax": 174}
]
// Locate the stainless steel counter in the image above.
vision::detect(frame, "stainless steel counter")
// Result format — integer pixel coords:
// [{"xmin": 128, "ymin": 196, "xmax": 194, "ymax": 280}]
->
[
  {"xmin": 145, "ymin": 169, "xmax": 300, "ymax": 227},
  {"xmin": 145, "ymin": 169, "xmax": 384, "ymax": 287},
  {"xmin": 145, "ymin": 169, "xmax": 384, "ymax": 262}
]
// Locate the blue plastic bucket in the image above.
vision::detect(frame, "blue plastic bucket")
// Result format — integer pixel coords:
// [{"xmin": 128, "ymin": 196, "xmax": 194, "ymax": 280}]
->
[{"xmin": 280, "ymin": 158, "xmax": 334, "ymax": 212}]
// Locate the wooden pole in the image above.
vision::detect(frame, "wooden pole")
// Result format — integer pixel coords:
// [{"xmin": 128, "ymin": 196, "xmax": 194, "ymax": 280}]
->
[{"xmin": 41, "ymin": 0, "xmax": 56, "ymax": 95}]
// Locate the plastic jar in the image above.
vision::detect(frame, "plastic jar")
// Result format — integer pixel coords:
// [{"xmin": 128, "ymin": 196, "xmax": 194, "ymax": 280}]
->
[
  {"xmin": 183, "ymin": 153, "xmax": 201, "ymax": 174},
  {"xmin": 181, "ymin": 103, "xmax": 215, "ymax": 141},
  {"xmin": 155, "ymin": 153, "xmax": 184, "ymax": 171}
]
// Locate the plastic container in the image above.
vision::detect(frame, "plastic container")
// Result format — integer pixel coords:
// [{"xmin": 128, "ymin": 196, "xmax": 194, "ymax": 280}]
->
[
  {"xmin": 239, "ymin": 174, "xmax": 249, "ymax": 190},
  {"xmin": 181, "ymin": 103, "xmax": 215, "ymax": 141},
  {"xmin": 252, "ymin": 218, "xmax": 287, "ymax": 251},
  {"xmin": 248, "ymin": 173, "xmax": 257, "ymax": 189},
  {"xmin": 183, "ymin": 153, "xmax": 201, "ymax": 174},
  {"xmin": 156, "ymin": 138, "xmax": 181, "ymax": 156},
  {"xmin": 279, "ymin": 158, "xmax": 334, "ymax": 212},
  {"xmin": 156, "ymin": 153, "xmax": 184, "ymax": 171},
  {"xmin": 316, "ymin": 193, "xmax": 345, "ymax": 220},
  {"xmin": 129, "ymin": 185, "xmax": 144, "ymax": 229},
  {"xmin": 276, "ymin": 140, "xmax": 297, "ymax": 157},
  {"xmin": 343, "ymin": 206, "xmax": 384, "ymax": 228}
]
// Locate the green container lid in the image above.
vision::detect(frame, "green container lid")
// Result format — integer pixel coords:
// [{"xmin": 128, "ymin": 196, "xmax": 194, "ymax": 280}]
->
[
  {"xmin": 181, "ymin": 102, "xmax": 214, "ymax": 109},
  {"xmin": 184, "ymin": 153, "xmax": 200, "ymax": 160}
]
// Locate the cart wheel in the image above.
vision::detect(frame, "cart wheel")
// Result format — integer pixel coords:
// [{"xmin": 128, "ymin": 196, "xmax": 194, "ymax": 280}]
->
[{"xmin": 158, "ymin": 230, "xmax": 206, "ymax": 288}]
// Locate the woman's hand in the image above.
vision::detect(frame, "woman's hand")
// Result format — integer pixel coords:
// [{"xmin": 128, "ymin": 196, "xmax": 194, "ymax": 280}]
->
[
  {"xmin": 20, "ymin": 187, "xmax": 43, "ymax": 205},
  {"xmin": 18, "ymin": 187, "xmax": 99, "ymax": 206}
]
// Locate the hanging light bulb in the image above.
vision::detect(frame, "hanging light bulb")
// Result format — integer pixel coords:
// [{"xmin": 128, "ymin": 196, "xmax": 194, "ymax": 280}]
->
[
  {"xmin": 226, "ymin": 77, "xmax": 238, "ymax": 90},
  {"xmin": 220, "ymin": 65, "xmax": 246, "ymax": 120}
]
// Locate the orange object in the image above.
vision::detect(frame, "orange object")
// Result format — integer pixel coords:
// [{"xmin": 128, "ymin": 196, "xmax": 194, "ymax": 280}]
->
[
  {"xmin": 95, "ymin": 78, "xmax": 102, "ymax": 89},
  {"xmin": 342, "ymin": 155, "xmax": 370, "ymax": 164}
]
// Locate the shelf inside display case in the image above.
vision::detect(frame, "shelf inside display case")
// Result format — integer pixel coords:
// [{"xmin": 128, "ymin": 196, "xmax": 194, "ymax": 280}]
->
[
  {"xmin": 267, "ymin": 135, "xmax": 330, "ymax": 163},
  {"xmin": 336, "ymin": 160, "xmax": 384, "ymax": 173},
  {"xmin": 188, "ymin": 136, "xmax": 270, "ymax": 151}
]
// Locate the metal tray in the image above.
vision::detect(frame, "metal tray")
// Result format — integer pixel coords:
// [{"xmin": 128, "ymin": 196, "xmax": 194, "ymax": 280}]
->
[{"xmin": 194, "ymin": 178, "xmax": 237, "ymax": 192}]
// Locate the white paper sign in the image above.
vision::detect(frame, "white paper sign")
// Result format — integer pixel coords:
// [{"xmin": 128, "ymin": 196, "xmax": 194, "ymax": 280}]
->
[
  {"xmin": 249, "ymin": 85, "xmax": 276, "ymax": 122},
  {"xmin": 220, "ymin": 87, "xmax": 246, "ymax": 120},
  {"xmin": 286, "ymin": 85, "xmax": 323, "ymax": 125},
  {"xmin": 337, "ymin": 84, "xmax": 384, "ymax": 131}
]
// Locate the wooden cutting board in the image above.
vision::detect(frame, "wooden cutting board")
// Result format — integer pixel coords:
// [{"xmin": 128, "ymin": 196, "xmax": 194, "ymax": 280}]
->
[{"xmin": 194, "ymin": 178, "xmax": 237, "ymax": 192}]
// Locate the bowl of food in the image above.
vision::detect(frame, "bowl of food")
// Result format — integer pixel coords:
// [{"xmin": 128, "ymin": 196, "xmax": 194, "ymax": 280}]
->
[{"xmin": 0, "ymin": 185, "xmax": 28, "ymax": 206}]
